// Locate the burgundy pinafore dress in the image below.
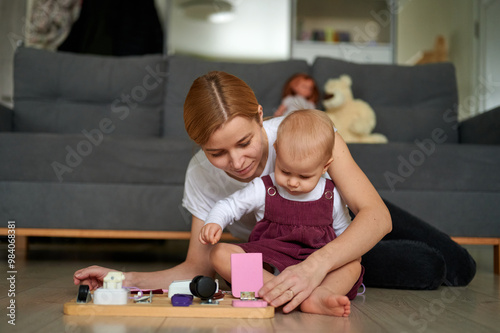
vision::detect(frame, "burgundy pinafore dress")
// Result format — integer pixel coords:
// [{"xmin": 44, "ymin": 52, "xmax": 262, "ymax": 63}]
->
[{"xmin": 238, "ymin": 175, "xmax": 336, "ymax": 273}]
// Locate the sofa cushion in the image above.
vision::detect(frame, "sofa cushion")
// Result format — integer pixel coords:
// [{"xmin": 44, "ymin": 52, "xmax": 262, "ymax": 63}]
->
[
  {"xmin": 349, "ymin": 143, "xmax": 500, "ymax": 237},
  {"xmin": 459, "ymin": 106, "xmax": 500, "ymax": 144},
  {"xmin": 13, "ymin": 47, "xmax": 165, "ymax": 136},
  {"xmin": 312, "ymin": 57, "xmax": 459, "ymax": 143},
  {"xmin": 0, "ymin": 104, "xmax": 12, "ymax": 131},
  {"xmin": 0, "ymin": 133, "xmax": 194, "ymax": 184},
  {"xmin": 163, "ymin": 55, "xmax": 310, "ymax": 139},
  {"xmin": 0, "ymin": 182, "xmax": 191, "ymax": 232},
  {"xmin": 380, "ymin": 190, "xmax": 500, "ymax": 237},
  {"xmin": 348, "ymin": 143, "xmax": 500, "ymax": 192}
]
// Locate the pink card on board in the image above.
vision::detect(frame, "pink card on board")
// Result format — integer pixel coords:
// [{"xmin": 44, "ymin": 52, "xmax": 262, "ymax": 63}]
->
[{"xmin": 231, "ymin": 253, "xmax": 264, "ymax": 298}]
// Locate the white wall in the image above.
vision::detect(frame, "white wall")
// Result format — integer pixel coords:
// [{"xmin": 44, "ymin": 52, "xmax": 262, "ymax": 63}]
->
[
  {"xmin": 167, "ymin": 0, "xmax": 291, "ymax": 61},
  {"xmin": 396, "ymin": 0, "xmax": 476, "ymax": 119},
  {"xmin": 396, "ymin": 0, "xmax": 453, "ymax": 64},
  {"xmin": 0, "ymin": 0, "xmax": 27, "ymax": 107},
  {"xmin": 480, "ymin": 0, "xmax": 500, "ymax": 112}
]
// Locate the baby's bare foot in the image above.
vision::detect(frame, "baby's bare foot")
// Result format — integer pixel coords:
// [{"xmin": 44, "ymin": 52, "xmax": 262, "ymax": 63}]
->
[{"xmin": 301, "ymin": 292, "xmax": 351, "ymax": 317}]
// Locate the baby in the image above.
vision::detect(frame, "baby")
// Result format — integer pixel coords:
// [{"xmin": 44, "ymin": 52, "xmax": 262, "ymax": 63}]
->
[{"xmin": 199, "ymin": 109, "xmax": 363, "ymax": 316}]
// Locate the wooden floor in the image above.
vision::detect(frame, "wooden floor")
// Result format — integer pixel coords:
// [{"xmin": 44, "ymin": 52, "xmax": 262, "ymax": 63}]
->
[{"xmin": 1, "ymin": 239, "xmax": 499, "ymax": 333}]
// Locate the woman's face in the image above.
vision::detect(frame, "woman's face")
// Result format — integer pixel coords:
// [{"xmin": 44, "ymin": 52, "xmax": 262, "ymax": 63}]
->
[{"xmin": 202, "ymin": 110, "xmax": 266, "ymax": 182}]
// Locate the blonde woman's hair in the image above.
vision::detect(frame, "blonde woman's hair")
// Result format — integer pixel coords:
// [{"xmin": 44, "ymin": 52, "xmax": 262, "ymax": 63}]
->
[
  {"xmin": 275, "ymin": 110, "xmax": 335, "ymax": 164},
  {"xmin": 184, "ymin": 71, "xmax": 261, "ymax": 146}
]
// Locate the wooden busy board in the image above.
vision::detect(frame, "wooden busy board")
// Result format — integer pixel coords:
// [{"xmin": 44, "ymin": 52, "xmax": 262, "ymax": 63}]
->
[{"xmin": 64, "ymin": 293, "xmax": 274, "ymax": 319}]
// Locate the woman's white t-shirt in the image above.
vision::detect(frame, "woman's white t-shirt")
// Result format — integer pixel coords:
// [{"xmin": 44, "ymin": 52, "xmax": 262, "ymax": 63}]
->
[{"xmin": 182, "ymin": 116, "xmax": 351, "ymax": 240}]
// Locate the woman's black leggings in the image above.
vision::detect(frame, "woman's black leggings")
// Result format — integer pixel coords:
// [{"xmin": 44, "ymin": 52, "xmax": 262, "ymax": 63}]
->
[{"xmin": 360, "ymin": 200, "xmax": 476, "ymax": 289}]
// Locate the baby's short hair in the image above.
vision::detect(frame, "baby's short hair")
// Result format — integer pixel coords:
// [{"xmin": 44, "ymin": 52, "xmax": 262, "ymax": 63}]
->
[{"xmin": 276, "ymin": 110, "xmax": 335, "ymax": 164}]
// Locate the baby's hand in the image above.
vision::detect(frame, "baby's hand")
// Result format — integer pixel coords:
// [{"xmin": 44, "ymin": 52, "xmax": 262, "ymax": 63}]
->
[{"xmin": 199, "ymin": 223, "xmax": 223, "ymax": 245}]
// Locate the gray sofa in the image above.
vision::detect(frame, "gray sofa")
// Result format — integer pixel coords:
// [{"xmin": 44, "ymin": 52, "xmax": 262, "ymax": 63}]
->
[{"xmin": 1, "ymin": 47, "xmax": 499, "ymax": 257}]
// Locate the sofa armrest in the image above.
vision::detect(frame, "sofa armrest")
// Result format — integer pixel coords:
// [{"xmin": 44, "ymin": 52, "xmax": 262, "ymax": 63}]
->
[
  {"xmin": 0, "ymin": 103, "xmax": 13, "ymax": 131},
  {"xmin": 459, "ymin": 106, "xmax": 500, "ymax": 144}
]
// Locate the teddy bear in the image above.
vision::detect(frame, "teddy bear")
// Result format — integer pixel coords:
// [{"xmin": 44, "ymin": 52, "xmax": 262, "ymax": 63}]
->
[{"xmin": 323, "ymin": 75, "xmax": 388, "ymax": 143}]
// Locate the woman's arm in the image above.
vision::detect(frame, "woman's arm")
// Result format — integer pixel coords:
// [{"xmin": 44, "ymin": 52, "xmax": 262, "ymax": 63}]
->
[
  {"xmin": 314, "ymin": 132, "xmax": 392, "ymax": 268},
  {"xmin": 259, "ymin": 133, "xmax": 391, "ymax": 309},
  {"xmin": 73, "ymin": 216, "xmax": 215, "ymax": 290}
]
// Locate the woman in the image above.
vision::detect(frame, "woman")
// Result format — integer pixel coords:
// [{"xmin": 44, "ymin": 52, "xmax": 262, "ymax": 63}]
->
[{"xmin": 74, "ymin": 71, "xmax": 475, "ymax": 314}]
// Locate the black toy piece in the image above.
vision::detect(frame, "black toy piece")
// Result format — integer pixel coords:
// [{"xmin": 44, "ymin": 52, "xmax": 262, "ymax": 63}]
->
[
  {"xmin": 189, "ymin": 275, "xmax": 217, "ymax": 300},
  {"xmin": 76, "ymin": 285, "xmax": 91, "ymax": 303}
]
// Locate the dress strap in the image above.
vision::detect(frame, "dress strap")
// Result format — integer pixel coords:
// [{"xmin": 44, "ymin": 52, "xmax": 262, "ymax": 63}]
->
[
  {"xmin": 324, "ymin": 179, "xmax": 335, "ymax": 200},
  {"xmin": 262, "ymin": 175, "xmax": 278, "ymax": 197},
  {"xmin": 261, "ymin": 175, "xmax": 274, "ymax": 188}
]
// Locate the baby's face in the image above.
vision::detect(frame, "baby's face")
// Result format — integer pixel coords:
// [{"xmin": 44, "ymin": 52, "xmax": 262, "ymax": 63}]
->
[
  {"xmin": 274, "ymin": 149, "xmax": 328, "ymax": 196},
  {"xmin": 292, "ymin": 79, "xmax": 314, "ymax": 98}
]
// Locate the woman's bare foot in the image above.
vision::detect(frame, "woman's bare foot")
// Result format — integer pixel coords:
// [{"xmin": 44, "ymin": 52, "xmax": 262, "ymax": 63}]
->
[{"xmin": 300, "ymin": 291, "xmax": 351, "ymax": 317}]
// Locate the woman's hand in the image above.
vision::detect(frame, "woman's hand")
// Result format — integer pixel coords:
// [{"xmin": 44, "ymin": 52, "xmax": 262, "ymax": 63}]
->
[
  {"xmin": 199, "ymin": 223, "xmax": 223, "ymax": 245},
  {"xmin": 73, "ymin": 217, "xmax": 217, "ymax": 290},
  {"xmin": 258, "ymin": 258, "xmax": 328, "ymax": 313},
  {"xmin": 73, "ymin": 265, "xmax": 119, "ymax": 290}
]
